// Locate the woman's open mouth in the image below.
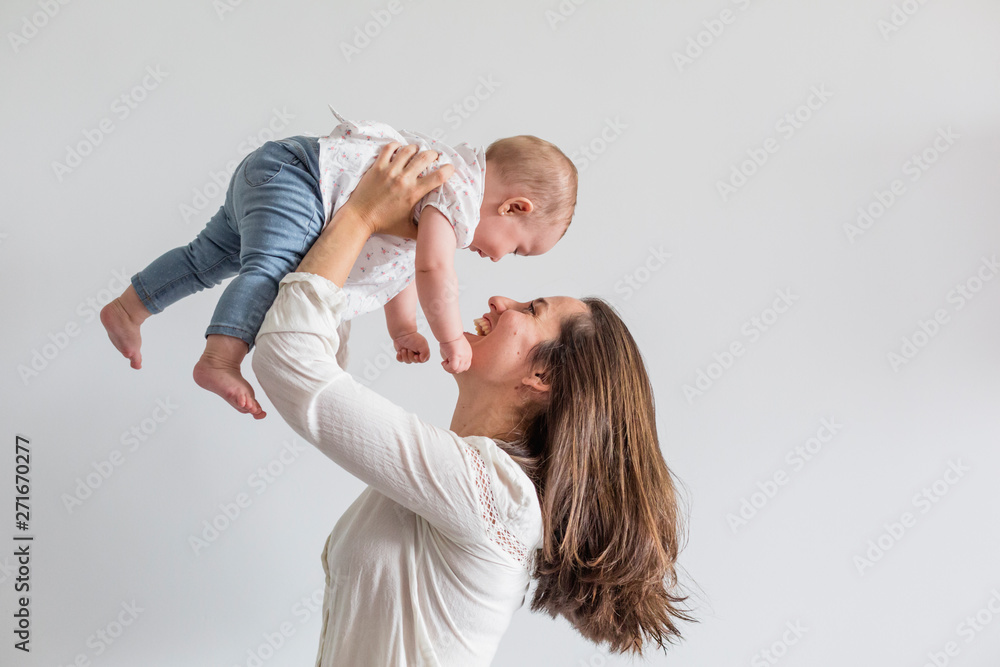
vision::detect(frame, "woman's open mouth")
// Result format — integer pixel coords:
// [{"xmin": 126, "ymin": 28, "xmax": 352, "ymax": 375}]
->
[{"xmin": 473, "ymin": 317, "xmax": 493, "ymax": 336}]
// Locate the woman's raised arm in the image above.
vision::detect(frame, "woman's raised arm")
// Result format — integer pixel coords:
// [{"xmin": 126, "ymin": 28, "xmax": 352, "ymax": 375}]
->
[{"xmin": 249, "ymin": 146, "xmax": 504, "ymax": 546}]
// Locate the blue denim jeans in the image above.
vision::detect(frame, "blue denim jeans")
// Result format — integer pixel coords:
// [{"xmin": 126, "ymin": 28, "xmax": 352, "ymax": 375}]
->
[{"xmin": 131, "ymin": 135, "xmax": 325, "ymax": 350}]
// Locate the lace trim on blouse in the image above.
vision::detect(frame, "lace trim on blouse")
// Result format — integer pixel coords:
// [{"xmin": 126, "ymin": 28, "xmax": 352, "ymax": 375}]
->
[{"xmin": 460, "ymin": 441, "xmax": 530, "ymax": 568}]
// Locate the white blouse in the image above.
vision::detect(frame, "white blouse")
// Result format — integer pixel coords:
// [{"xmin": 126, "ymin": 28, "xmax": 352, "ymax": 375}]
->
[{"xmin": 251, "ymin": 271, "xmax": 544, "ymax": 666}]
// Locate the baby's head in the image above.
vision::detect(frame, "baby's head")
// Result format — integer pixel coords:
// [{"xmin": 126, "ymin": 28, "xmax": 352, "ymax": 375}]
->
[{"xmin": 470, "ymin": 135, "xmax": 578, "ymax": 262}]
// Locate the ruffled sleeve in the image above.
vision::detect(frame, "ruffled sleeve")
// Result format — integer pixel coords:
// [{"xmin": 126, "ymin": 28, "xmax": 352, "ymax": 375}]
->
[{"xmin": 407, "ymin": 133, "xmax": 486, "ymax": 250}]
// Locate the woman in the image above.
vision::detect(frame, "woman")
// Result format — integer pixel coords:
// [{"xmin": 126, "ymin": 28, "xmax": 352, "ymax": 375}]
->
[{"xmin": 251, "ymin": 142, "xmax": 695, "ymax": 665}]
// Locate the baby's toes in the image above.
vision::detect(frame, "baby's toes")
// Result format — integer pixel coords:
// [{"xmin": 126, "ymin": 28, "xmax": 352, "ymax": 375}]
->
[
  {"xmin": 233, "ymin": 396, "xmax": 250, "ymax": 413},
  {"xmin": 242, "ymin": 390, "xmax": 263, "ymax": 415},
  {"xmin": 244, "ymin": 394, "xmax": 265, "ymax": 418}
]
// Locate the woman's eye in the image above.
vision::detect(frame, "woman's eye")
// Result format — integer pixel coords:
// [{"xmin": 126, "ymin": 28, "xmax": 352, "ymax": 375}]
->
[{"xmin": 528, "ymin": 301, "xmax": 536, "ymax": 314}]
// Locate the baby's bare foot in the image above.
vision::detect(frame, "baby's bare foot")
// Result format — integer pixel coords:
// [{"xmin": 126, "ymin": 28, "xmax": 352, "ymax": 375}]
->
[
  {"xmin": 100, "ymin": 298, "xmax": 143, "ymax": 369},
  {"xmin": 193, "ymin": 353, "xmax": 267, "ymax": 420}
]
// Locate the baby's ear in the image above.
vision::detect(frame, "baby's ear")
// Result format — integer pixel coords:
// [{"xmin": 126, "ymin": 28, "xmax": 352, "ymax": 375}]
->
[{"xmin": 502, "ymin": 196, "xmax": 533, "ymax": 215}]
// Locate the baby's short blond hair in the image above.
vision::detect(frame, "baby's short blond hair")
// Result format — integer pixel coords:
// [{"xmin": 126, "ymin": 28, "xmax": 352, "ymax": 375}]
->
[{"xmin": 485, "ymin": 135, "xmax": 578, "ymax": 233}]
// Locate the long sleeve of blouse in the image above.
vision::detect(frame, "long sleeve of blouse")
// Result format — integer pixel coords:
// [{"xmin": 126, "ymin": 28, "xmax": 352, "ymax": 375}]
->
[{"xmin": 250, "ymin": 270, "xmax": 543, "ymax": 566}]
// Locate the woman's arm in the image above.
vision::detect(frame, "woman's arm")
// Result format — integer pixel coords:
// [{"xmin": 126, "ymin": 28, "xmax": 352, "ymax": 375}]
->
[{"xmin": 251, "ymin": 145, "xmax": 497, "ymax": 543}]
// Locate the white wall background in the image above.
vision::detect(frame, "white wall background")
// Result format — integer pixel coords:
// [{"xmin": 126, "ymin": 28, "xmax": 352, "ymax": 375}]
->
[{"xmin": 2, "ymin": 0, "xmax": 999, "ymax": 665}]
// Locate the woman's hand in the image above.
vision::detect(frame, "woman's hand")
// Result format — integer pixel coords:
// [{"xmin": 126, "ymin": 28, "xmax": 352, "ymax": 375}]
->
[
  {"xmin": 346, "ymin": 143, "xmax": 455, "ymax": 240},
  {"xmin": 296, "ymin": 143, "xmax": 453, "ymax": 286}
]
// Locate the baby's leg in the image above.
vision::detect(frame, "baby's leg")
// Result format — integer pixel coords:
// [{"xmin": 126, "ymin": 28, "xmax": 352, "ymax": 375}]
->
[
  {"xmin": 102, "ymin": 204, "xmax": 242, "ymax": 369},
  {"xmin": 194, "ymin": 137, "xmax": 325, "ymax": 419}
]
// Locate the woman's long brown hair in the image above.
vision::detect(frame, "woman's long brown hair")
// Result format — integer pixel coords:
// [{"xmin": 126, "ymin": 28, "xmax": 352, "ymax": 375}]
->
[{"xmin": 499, "ymin": 297, "xmax": 697, "ymax": 655}]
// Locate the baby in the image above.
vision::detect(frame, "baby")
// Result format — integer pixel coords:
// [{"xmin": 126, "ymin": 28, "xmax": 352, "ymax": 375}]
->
[{"xmin": 101, "ymin": 108, "xmax": 578, "ymax": 419}]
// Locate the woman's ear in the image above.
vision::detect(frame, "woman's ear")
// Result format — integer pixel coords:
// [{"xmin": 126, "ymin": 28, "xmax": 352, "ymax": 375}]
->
[{"xmin": 521, "ymin": 369, "xmax": 550, "ymax": 396}]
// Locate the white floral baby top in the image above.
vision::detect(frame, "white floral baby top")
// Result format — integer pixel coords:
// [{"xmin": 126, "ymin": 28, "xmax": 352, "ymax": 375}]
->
[{"xmin": 317, "ymin": 107, "xmax": 487, "ymax": 320}]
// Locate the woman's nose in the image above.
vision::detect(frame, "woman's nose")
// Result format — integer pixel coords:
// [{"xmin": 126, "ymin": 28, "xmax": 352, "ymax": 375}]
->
[{"xmin": 488, "ymin": 296, "xmax": 512, "ymax": 314}]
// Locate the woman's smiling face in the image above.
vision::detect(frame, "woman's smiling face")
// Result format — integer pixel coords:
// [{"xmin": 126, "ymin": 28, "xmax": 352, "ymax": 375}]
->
[{"xmin": 462, "ymin": 295, "xmax": 589, "ymax": 384}]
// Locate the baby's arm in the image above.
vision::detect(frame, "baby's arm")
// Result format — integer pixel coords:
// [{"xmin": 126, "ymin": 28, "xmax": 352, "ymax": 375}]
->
[
  {"xmin": 414, "ymin": 207, "xmax": 471, "ymax": 374},
  {"xmin": 384, "ymin": 282, "xmax": 429, "ymax": 364}
]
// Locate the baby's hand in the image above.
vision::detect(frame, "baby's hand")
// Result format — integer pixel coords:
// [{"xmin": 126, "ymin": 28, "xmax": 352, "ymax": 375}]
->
[
  {"xmin": 393, "ymin": 331, "xmax": 430, "ymax": 364},
  {"xmin": 439, "ymin": 336, "xmax": 472, "ymax": 374}
]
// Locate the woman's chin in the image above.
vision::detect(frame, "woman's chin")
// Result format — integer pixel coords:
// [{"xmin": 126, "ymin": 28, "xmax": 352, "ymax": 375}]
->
[{"xmin": 462, "ymin": 331, "xmax": 487, "ymax": 366}]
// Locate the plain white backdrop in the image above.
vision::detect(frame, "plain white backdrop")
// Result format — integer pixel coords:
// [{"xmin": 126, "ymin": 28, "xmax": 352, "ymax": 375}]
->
[{"xmin": 2, "ymin": 0, "xmax": 999, "ymax": 665}]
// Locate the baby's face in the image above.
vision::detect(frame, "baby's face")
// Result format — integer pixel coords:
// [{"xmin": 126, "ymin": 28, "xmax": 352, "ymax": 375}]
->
[
  {"xmin": 472, "ymin": 167, "xmax": 568, "ymax": 261},
  {"xmin": 468, "ymin": 214, "xmax": 563, "ymax": 262}
]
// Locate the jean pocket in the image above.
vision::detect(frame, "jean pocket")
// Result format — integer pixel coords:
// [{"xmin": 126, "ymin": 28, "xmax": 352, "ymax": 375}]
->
[{"xmin": 242, "ymin": 140, "xmax": 302, "ymax": 187}]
